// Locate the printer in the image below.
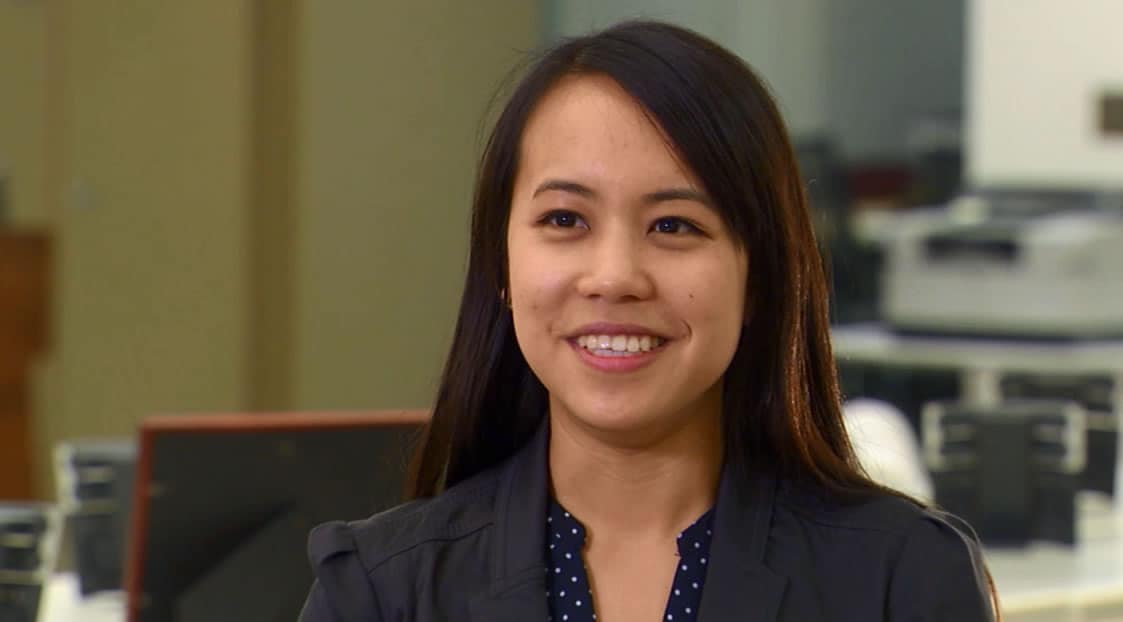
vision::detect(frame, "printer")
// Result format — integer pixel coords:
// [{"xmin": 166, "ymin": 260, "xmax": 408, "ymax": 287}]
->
[{"xmin": 881, "ymin": 191, "xmax": 1123, "ymax": 339}]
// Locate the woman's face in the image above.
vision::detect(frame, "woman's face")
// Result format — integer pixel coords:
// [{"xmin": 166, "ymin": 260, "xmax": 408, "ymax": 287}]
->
[{"xmin": 507, "ymin": 74, "xmax": 748, "ymax": 444}]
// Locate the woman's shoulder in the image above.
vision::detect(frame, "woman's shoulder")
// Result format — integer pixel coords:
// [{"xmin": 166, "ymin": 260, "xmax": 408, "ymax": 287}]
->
[
  {"xmin": 299, "ymin": 469, "xmax": 505, "ymax": 621},
  {"xmin": 769, "ymin": 481, "xmax": 993, "ymax": 619},
  {"xmin": 776, "ymin": 479, "xmax": 972, "ymax": 540},
  {"xmin": 770, "ymin": 479, "xmax": 989, "ymax": 579},
  {"xmin": 308, "ymin": 466, "xmax": 503, "ymax": 573}
]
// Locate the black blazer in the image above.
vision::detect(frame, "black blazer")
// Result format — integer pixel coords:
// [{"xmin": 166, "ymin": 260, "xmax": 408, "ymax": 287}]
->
[{"xmin": 299, "ymin": 423, "xmax": 994, "ymax": 621}]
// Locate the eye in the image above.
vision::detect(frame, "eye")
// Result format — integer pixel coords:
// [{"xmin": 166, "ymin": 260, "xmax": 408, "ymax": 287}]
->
[
  {"xmin": 539, "ymin": 210, "xmax": 588, "ymax": 229},
  {"xmin": 651, "ymin": 216, "xmax": 701, "ymax": 235}
]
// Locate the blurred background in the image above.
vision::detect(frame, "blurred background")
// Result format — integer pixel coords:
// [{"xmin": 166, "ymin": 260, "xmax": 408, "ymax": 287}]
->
[{"xmin": 1, "ymin": 1, "xmax": 1121, "ymax": 621}]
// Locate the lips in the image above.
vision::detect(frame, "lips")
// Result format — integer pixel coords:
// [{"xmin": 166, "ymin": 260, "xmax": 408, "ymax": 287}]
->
[{"xmin": 566, "ymin": 322, "xmax": 669, "ymax": 341}]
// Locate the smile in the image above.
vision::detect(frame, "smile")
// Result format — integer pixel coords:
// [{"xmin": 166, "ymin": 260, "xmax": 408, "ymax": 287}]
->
[
  {"xmin": 568, "ymin": 334, "xmax": 666, "ymax": 373},
  {"xmin": 575, "ymin": 334, "xmax": 666, "ymax": 355}
]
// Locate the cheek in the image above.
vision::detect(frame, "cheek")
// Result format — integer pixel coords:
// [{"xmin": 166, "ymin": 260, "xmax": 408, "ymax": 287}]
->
[
  {"xmin": 507, "ymin": 244, "xmax": 572, "ymax": 337},
  {"xmin": 680, "ymin": 255, "xmax": 747, "ymax": 336},
  {"xmin": 510, "ymin": 264, "xmax": 567, "ymax": 311}
]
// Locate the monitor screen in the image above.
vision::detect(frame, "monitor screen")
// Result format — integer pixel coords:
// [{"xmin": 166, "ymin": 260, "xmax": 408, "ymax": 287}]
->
[{"xmin": 123, "ymin": 410, "xmax": 428, "ymax": 622}]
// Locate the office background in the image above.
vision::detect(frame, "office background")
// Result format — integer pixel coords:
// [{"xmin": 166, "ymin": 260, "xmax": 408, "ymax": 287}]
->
[
  {"xmin": 1, "ymin": 1, "xmax": 541, "ymax": 499},
  {"xmin": 1, "ymin": 1, "xmax": 1122, "ymax": 619},
  {"xmin": 0, "ymin": 0, "xmax": 980, "ymax": 499}
]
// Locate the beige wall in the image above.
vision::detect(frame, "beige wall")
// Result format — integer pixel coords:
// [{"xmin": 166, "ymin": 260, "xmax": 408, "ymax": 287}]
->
[
  {"xmin": 249, "ymin": 0, "xmax": 299, "ymax": 410},
  {"xmin": 291, "ymin": 2, "xmax": 541, "ymax": 409},
  {"xmin": 33, "ymin": 1, "xmax": 255, "ymax": 494},
  {"xmin": 6, "ymin": 1, "xmax": 540, "ymax": 497},
  {"xmin": 0, "ymin": 1, "xmax": 49, "ymax": 228}
]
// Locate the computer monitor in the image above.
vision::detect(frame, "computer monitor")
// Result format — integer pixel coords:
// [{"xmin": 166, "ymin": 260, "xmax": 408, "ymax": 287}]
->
[{"xmin": 123, "ymin": 410, "xmax": 429, "ymax": 622}]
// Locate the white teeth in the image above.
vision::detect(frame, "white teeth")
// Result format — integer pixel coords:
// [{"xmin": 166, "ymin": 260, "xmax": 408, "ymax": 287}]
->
[{"xmin": 574, "ymin": 334, "xmax": 665, "ymax": 354}]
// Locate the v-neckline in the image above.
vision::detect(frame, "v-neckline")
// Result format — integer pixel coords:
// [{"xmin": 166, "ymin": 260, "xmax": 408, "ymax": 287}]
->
[{"xmin": 544, "ymin": 499, "xmax": 716, "ymax": 622}]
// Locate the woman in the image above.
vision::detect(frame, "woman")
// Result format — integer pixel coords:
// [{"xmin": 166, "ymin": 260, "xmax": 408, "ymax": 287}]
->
[{"xmin": 300, "ymin": 21, "xmax": 996, "ymax": 621}]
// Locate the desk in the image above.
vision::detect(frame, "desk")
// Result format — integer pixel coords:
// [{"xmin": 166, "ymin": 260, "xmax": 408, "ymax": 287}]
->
[
  {"xmin": 37, "ymin": 573, "xmax": 123, "ymax": 622},
  {"xmin": 990, "ymin": 494, "xmax": 1123, "ymax": 621},
  {"xmin": 832, "ymin": 323, "xmax": 1123, "ymax": 407}
]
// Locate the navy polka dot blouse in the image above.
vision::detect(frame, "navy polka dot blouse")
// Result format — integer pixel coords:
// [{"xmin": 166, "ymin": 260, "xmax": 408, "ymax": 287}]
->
[{"xmin": 545, "ymin": 498, "xmax": 715, "ymax": 622}]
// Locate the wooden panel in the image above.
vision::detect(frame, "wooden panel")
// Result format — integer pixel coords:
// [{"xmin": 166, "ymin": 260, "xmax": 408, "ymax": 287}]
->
[
  {"xmin": 0, "ymin": 385, "xmax": 31, "ymax": 499},
  {"xmin": 0, "ymin": 232, "xmax": 49, "ymax": 500},
  {"xmin": 0, "ymin": 234, "xmax": 49, "ymax": 360}
]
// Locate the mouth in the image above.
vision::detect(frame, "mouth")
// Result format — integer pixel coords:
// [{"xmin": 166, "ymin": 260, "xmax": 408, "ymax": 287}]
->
[
  {"xmin": 571, "ymin": 334, "xmax": 668, "ymax": 356},
  {"xmin": 564, "ymin": 324, "xmax": 672, "ymax": 373},
  {"xmin": 564, "ymin": 323, "xmax": 673, "ymax": 372}
]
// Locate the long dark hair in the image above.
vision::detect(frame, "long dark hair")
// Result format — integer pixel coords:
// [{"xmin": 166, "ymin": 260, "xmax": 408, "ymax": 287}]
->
[{"xmin": 410, "ymin": 20, "xmax": 873, "ymax": 500}]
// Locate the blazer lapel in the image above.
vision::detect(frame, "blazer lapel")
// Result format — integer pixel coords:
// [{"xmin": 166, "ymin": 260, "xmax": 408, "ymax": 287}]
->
[
  {"xmin": 698, "ymin": 466, "xmax": 788, "ymax": 622},
  {"xmin": 470, "ymin": 420, "xmax": 551, "ymax": 622},
  {"xmin": 469, "ymin": 570, "xmax": 550, "ymax": 621}
]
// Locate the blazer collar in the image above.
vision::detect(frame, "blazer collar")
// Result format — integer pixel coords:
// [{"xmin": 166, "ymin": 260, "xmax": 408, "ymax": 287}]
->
[
  {"xmin": 470, "ymin": 419, "xmax": 551, "ymax": 621},
  {"xmin": 472, "ymin": 419, "xmax": 788, "ymax": 622},
  {"xmin": 698, "ymin": 465, "xmax": 789, "ymax": 621}
]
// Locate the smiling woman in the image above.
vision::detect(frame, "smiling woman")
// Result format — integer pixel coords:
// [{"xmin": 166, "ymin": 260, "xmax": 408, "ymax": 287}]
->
[{"xmin": 299, "ymin": 21, "xmax": 998, "ymax": 622}]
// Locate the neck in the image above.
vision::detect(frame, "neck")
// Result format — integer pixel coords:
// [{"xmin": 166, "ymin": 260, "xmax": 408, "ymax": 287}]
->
[{"xmin": 547, "ymin": 392, "xmax": 724, "ymax": 542}]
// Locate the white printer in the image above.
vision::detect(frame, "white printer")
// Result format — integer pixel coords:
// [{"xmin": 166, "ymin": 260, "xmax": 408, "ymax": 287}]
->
[{"xmin": 881, "ymin": 191, "xmax": 1123, "ymax": 338}]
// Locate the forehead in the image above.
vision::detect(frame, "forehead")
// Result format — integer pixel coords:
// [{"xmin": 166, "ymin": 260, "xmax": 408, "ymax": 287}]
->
[{"xmin": 517, "ymin": 74, "xmax": 698, "ymax": 188}]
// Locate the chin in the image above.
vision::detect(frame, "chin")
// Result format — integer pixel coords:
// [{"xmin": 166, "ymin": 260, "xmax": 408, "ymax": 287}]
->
[{"xmin": 553, "ymin": 395, "xmax": 689, "ymax": 444}]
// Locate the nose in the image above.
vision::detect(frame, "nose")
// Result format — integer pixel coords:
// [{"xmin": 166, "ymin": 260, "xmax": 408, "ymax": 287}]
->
[{"xmin": 574, "ymin": 228, "xmax": 655, "ymax": 302}]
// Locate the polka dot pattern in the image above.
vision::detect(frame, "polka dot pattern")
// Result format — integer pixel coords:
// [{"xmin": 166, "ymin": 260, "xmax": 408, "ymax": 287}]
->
[{"xmin": 545, "ymin": 498, "xmax": 715, "ymax": 622}]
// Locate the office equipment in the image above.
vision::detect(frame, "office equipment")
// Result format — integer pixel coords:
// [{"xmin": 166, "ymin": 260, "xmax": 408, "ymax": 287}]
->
[
  {"xmin": 0, "ymin": 232, "xmax": 50, "ymax": 499},
  {"xmin": 923, "ymin": 400, "xmax": 1085, "ymax": 545},
  {"xmin": 832, "ymin": 324, "xmax": 1123, "ymax": 499},
  {"xmin": 55, "ymin": 439, "xmax": 137, "ymax": 595},
  {"xmin": 881, "ymin": 191, "xmax": 1123, "ymax": 339},
  {"xmin": 124, "ymin": 410, "xmax": 428, "ymax": 622},
  {"xmin": 0, "ymin": 503, "xmax": 58, "ymax": 622},
  {"xmin": 1002, "ymin": 373, "xmax": 1118, "ymax": 495}
]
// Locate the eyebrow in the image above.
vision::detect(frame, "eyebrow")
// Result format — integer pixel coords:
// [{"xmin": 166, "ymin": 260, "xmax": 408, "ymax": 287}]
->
[
  {"xmin": 532, "ymin": 179, "xmax": 596, "ymax": 199},
  {"xmin": 532, "ymin": 178, "xmax": 712, "ymax": 206}
]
